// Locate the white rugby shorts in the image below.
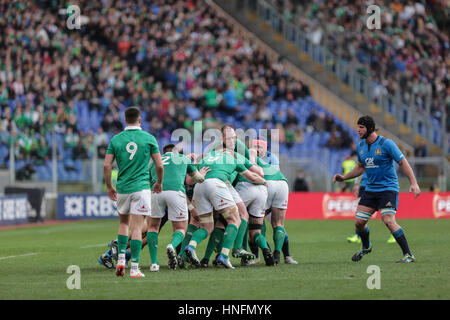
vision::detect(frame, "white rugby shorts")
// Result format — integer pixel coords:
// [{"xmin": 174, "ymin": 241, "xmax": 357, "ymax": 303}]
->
[
  {"xmin": 193, "ymin": 178, "xmax": 235, "ymax": 215},
  {"xmin": 151, "ymin": 190, "xmax": 188, "ymax": 221},
  {"xmin": 235, "ymin": 181, "xmax": 268, "ymax": 218},
  {"xmin": 265, "ymin": 180, "xmax": 289, "ymax": 210},
  {"xmin": 225, "ymin": 180, "xmax": 243, "ymax": 204},
  {"xmin": 117, "ymin": 189, "xmax": 152, "ymax": 216}
]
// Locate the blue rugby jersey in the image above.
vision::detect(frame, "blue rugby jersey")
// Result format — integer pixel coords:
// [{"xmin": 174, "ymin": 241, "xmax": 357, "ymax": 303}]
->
[
  {"xmin": 360, "ymin": 173, "xmax": 367, "ymax": 188},
  {"xmin": 356, "ymin": 136, "xmax": 404, "ymax": 192},
  {"xmin": 262, "ymin": 151, "xmax": 280, "ymax": 169}
]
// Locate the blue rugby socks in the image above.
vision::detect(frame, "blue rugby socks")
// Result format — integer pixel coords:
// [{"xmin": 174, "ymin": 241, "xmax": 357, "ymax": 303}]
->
[
  {"xmin": 392, "ymin": 228, "xmax": 411, "ymax": 256},
  {"xmin": 356, "ymin": 226, "xmax": 371, "ymax": 250}
]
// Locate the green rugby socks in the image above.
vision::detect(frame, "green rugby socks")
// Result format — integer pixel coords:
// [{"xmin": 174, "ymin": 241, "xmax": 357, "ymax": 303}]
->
[
  {"xmin": 203, "ymin": 228, "xmax": 225, "ymax": 260},
  {"xmin": 219, "ymin": 224, "xmax": 238, "ymax": 259},
  {"xmin": 147, "ymin": 232, "xmax": 159, "ymax": 265},
  {"xmin": 180, "ymin": 224, "xmax": 199, "ymax": 258},
  {"xmin": 117, "ymin": 234, "xmax": 129, "ymax": 262},
  {"xmin": 189, "ymin": 228, "xmax": 209, "ymax": 248},
  {"xmin": 273, "ymin": 226, "xmax": 286, "ymax": 252},
  {"xmin": 254, "ymin": 232, "xmax": 269, "ymax": 250},
  {"xmin": 130, "ymin": 239, "xmax": 142, "ymax": 264},
  {"xmin": 233, "ymin": 218, "xmax": 248, "ymax": 250},
  {"xmin": 170, "ymin": 231, "xmax": 184, "ymax": 249}
]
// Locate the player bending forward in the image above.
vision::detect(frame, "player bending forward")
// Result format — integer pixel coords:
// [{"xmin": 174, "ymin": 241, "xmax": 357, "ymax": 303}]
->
[
  {"xmin": 104, "ymin": 106, "xmax": 163, "ymax": 278},
  {"xmin": 250, "ymin": 140, "xmax": 298, "ymax": 265},
  {"xmin": 334, "ymin": 116, "xmax": 420, "ymax": 263},
  {"xmin": 184, "ymin": 127, "xmax": 268, "ymax": 269},
  {"xmin": 147, "ymin": 144, "xmax": 210, "ymax": 271},
  {"xmin": 234, "ymin": 148, "xmax": 275, "ymax": 266}
]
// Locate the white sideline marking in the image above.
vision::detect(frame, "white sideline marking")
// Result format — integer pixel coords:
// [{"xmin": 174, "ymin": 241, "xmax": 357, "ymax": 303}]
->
[
  {"xmin": 80, "ymin": 244, "xmax": 106, "ymax": 249},
  {"xmin": 0, "ymin": 253, "xmax": 39, "ymax": 260}
]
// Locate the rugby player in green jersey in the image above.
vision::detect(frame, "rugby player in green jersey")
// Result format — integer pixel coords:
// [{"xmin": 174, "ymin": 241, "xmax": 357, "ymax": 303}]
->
[
  {"xmin": 199, "ymin": 150, "xmax": 257, "ymax": 267},
  {"xmin": 233, "ymin": 148, "xmax": 277, "ymax": 266},
  {"xmin": 201, "ymin": 126, "xmax": 264, "ymax": 266},
  {"xmin": 147, "ymin": 144, "xmax": 210, "ymax": 271},
  {"xmin": 248, "ymin": 141, "xmax": 298, "ymax": 265},
  {"xmin": 104, "ymin": 107, "xmax": 163, "ymax": 278},
  {"xmin": 184, "ymin": 126, "xmax": 268, "ymax": 269},
  {"xmin": 248, "ymin": 144, "xmax": 291, "ymax": 265}
]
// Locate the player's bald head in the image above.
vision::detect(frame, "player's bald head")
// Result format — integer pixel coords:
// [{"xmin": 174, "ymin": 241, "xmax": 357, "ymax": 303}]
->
[
  {"xmin": 221, "ymin": 124, "xmax": 234, "ymax": 135},
  {"xmin": 221, "ymin": 124, "xmax": 236, "ymax": 150}
]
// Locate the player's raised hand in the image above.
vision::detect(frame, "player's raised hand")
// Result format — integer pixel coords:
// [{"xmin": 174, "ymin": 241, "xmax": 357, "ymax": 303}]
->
[
  {"xmin": 199, "ymin": 166, "xmax": 211, "ymax": 176},
  {"xmin": 188, "ymin": 153, "xmax": 198, "ymax": 161},
  {"xmin": 153, "ymin": 181, "xmax": 162, "ymax": 194},
  {"xmin": 333, "ymin": 174, "xmax": 344, "ymax": 183},
  {"xmin": 410, "ymin": 183, "xmax": 421, "ymax": 198},
  {"xmin": 108, "ymin": 186, "xmax": 117, "ymax": 201}
]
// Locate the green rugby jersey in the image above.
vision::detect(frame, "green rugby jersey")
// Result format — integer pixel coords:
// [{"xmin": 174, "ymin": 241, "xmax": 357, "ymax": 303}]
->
[
  {"xmin": 229, "ymin": 152, "xmax": 254, "ymax": 184},
  {"xmin": 210, "ymin": 138, "xmax": 250, "ymax": 159},
  {"xmin": 258, "ymin": 157, "xmax": 288, "ymax": 182},
  {"xmin": 106, "ymin": 126, "xmax": 160, "ymax": 194},
  {"xmin": 197, "ymin": 150, "xmax": 247, "ymax": 182},
  {"xmin": 237, "ymin": 156, "xmax": 287, "ymax": 183},
  {"xmin": 150, "ymin": 152, "xmax": 196, "ymax": 193}
]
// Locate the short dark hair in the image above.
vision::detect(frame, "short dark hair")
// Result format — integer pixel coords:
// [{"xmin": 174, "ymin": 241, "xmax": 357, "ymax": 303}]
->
[
  {"xmin": 125, "ymin": 107, "xmax": 140, "ymax": 124},
  {"xmin": 163, "ymin": 144, "xmax": 176, "ymax": 153},
  {"xmin": 221, "ymin": 124, "xmax": 234, "ymax": 134}
]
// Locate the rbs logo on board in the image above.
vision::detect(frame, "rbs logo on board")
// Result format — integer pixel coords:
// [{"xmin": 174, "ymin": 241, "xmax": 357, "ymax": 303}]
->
[
  {"xmin": 58, "ymin": 194, "xmax": 117, "ymax": 220},
  {"xmin": 433, "ymin": 195, "xmax": 450, "ymax": 218}
]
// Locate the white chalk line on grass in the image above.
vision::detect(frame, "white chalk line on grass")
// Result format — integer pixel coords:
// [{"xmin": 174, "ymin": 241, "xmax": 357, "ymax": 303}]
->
[{"xmin": 0, "ymin": 252, "xmax": 40, "ymax": 260}]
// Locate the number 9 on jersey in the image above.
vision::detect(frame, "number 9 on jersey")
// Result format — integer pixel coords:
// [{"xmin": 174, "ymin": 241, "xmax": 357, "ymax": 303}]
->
[{"xmin": 126, "ymin": 142, "xmax": 138, "ymax": 160}]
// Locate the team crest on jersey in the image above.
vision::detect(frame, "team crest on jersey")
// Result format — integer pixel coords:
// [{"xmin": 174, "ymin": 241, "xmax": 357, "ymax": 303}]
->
[{"xmin": 375, "ymin": 148, "xmax": 381, "ymax": 156}]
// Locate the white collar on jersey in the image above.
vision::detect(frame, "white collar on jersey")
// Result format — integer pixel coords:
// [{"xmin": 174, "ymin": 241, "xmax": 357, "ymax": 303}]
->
[{"xmin": 124, "ymin": 126, "xmax": 142, "ymax": 130}]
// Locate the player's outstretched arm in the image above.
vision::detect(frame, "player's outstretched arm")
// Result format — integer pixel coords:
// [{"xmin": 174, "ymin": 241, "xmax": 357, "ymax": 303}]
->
[
  {"xmin": 247, "ymin": 148, "xmax": 264, "ymax": 176},
  {"xmin": 333, "ymin": 162, "xmax": 364, "ymax": 183},
  {"xmin": 188, "ymin": 167, "xmax": 211, "ymax": 183},
  {"xmin": 398, "ymin": 158, "xmax": 421, "ymax": 198},
  {"xmin": 249, "ymin": 163, "xmax": 264, "ymax": 177},
  {"xmin": 241, "ymin": 169, "xmax": 267, "ymax": 186},
  {"xmin": 152, "ymin": 152, "xmax": 164, "ymax": 193},
  {"xmin": 104, "ymin": 154, "xmax": 117, "ymax": 201}
]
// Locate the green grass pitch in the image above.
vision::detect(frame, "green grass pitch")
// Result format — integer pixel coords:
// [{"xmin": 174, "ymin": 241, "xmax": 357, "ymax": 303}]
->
[{"xmin": 0, "ymin": 219, "xmax": 449, "ymax": 300}]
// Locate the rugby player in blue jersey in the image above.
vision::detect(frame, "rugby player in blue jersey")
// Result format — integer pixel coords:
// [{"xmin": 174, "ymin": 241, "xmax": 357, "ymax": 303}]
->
[
  {"xmin": 334, "ymin": 116, "xmax": 421, "ymax": 263},
  {"xmin": 346, "ymin": 173, "xmax": 396, "ymax": 244}
]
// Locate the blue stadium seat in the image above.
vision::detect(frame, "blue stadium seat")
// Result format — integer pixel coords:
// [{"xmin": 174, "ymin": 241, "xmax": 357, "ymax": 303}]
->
[
  {"xmin": 57, "ymin": 163, "xmax": 68, "ymax": 181},
  {"xmin": 35, "ymin": 165, "xmax": 50, "ymax": 181},
  {"xmin": 0, "ymin": 144, "xmax": 7, "ymax": 165}
]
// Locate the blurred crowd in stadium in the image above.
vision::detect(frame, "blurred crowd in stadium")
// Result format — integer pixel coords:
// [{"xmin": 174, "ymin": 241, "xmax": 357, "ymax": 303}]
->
[
  {"xmin": 271, "ymin": 0, "xmax": 449, "ymax": 128},
  {"xmin": 0, "ymin": 0, "xmax": 448, "ymax": 181}
]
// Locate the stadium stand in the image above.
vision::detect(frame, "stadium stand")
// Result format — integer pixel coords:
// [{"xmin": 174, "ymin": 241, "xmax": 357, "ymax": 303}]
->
[
  {"xmin": 1, "ymin": 0, "xmax": 445, "ymax": 184},
  {"xmin": 269, "ymin": 0, "xmax": 449, "ymax": 147}
]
